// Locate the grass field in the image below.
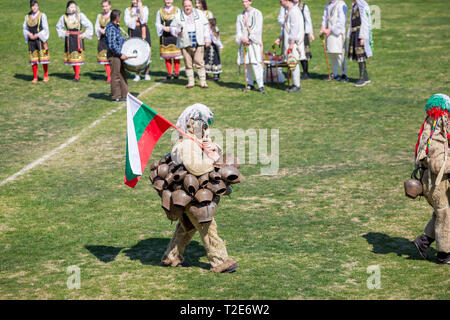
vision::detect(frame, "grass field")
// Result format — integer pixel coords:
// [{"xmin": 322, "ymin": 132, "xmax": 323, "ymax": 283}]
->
[{"xmin": 0, "ymin": 0, "xmax": 449, "ymax": 300}]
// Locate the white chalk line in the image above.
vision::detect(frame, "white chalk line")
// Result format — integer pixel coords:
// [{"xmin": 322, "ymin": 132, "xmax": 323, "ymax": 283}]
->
[
  {"xmin": 1, "ymin": 32, "xmax": 238, "ymax": 187},
  {"xmin": 0, "ymin": 71, "xmax": 182, "ymax": 187}
]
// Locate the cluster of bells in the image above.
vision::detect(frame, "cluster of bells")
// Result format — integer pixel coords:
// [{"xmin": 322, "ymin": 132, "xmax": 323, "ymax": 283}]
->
[{"xmin": 149, "ymin": 154, "xmax": 242, "ymax": 223}]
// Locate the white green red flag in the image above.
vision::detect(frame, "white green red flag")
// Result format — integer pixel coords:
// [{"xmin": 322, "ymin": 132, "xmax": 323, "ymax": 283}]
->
[{"xmin": 125, "ymin": 94, "xmax": 172, "ymax": 188}]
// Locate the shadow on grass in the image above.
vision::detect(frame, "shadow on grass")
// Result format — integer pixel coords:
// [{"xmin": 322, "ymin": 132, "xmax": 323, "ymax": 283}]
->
[
  {"xmin": 362, "ymin": 232, "xmax": 437, "ymax": 261},
  {"xmin": 87, "ymin": 91, "xmax": 139, "ymax": 101},
  {"xmin": 14, "ymin": 73, "xmax": 34, "ymax": 82},
  {"xmin": 85, "ymin": 238, "xmax": 209, "ymax": 269}
]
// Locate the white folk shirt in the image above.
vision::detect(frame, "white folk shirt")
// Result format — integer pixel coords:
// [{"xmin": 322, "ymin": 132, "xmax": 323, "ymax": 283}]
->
[
  {"xmin": 280, "ymin": 5, "xmax": 305, "ymax": 60},
  {"xmin": 278, "ymin": 2, "xmax": 313, "ymax": 35},
  {"xmin": 124, "ymin": 6, "xmax": 149, "ymax": 30},
  {"xmin": 56, "ymin": 13, "xmax": 93, "ymax": 40},
  {"xmin": 170, "ymin": 9, "xmax": 211, "ymax": 49},
  {"xmin": 321, "ymin": 0, "xmax": 347, "ymax": 54},
  {"xmin": 23, "ymin": 11, "xmax": 50, "ymax": 43},
  {"xmin": 235, "ymin": 8, "xmax": 263, "ymax": 65}
]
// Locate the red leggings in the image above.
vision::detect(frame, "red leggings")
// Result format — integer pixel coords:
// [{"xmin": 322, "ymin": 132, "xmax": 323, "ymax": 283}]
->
[
  {"xmin": 32, "ymin": 64, "xmax": 49, "ymax": 79},
  {"xmin": 73, "ymin": 65, "xmax": 80, "ymax": 79},
  {"xmin": 165, "ymin": 59, "xmax": 180, "ymax": 75}
]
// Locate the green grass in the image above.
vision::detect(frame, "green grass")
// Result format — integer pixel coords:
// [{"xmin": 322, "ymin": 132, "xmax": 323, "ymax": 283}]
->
[{"xmin": 0, "ymin": 0, "xmax": 449, "ymax": 299}]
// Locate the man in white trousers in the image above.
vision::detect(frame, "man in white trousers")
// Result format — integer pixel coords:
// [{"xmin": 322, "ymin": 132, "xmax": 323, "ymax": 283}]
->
[
  {"xmin": 236, "ymin": 0, "xmax": 266, "ymax": 94},
  {"xmin": 320, "ymin": 0, "xmax": 349, "ymax": 82},
  {"xmin": 275, "ymin": 0, "xmax": 304, "ymax": 93}
]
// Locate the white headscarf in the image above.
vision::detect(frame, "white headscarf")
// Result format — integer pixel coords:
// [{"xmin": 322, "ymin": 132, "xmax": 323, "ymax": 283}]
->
[{"xmin": 175, "ymin": 103, "xmax": 214, "ymax": 134}]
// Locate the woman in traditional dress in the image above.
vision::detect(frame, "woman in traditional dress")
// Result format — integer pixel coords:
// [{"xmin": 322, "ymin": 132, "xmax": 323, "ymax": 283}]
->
[
  {"xmin": 155, "ymin": 0, "xmax": 183, "ymax": 80},
  {"xmin": 56, "ymin": 1, "xmax": 93, "ymax": 82},
  {"xmin": 23, "ymin": 0, "xmax": 50, "ymax": 83},
  {"xmin": 348, "ymin": 0, "xmax": 373, "ymax": 87},
  {"xmin": 124, "ymin": 0, "xmax": 152, "ymax": 82},
  {"xmin": 95, "ymin": 0, "xmax": 112, "ymax": 83},
  {"xmin": 196, "ymin": 0, "xmax": 222, "ymax": 81}
]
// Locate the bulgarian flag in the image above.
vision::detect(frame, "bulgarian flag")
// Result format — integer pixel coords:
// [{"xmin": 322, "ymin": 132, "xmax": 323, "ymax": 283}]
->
[{"xmin": 124, "ymin": 94, "xmax": 172, "ymax": 188}]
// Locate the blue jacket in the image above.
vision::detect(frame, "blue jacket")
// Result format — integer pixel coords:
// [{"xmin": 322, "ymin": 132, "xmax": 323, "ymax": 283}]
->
[{"xmin": 105, "ymin": 21, "xmax": 126, "ymax": 57}]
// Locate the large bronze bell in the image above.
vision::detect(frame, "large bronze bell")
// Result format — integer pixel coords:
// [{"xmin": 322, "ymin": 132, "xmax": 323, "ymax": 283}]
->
[
  {"xmin": 189, "ymin": 201, "xmax": 217, "ymax": 223},
  {"xmin": 172, "ymin": 189, "xmax": 192, "ymax": 207},
  {"xmin": 183, "ymin": 174, "xmax": 199, "ymax": 195},
  {"xmin": 195, "ymin": 188, "xmax": 214, "ymax": 203},
  {"xmin": 404, "ymin": 178, "xmax": 423, "ymax": 199},
  {"xmin": 157, "ymin": 163, "xmax": 170, "ymax": 179},
  {"xmin": 206, "ymin": 180, "xmax": 227, "ymax": 196}
]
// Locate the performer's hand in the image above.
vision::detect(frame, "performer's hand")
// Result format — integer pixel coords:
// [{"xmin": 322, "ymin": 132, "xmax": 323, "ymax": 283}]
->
[
  {"xmin": 65, "ymin": 31, "xmax": 69, "ymax": 37},
  {"xmin": 202, "ymin": 140, "xmax": 217, "ymax": 152},
  {"xmin": 310, "ymin": 34, "xmax": 315, "ymax": 42},
  {"xmin": 241, "ymin": 37, "xmax": 249, "ymax": 45},
  {"xmin": 80, "ymin": 34, "xmax": 85, "ymax": 39},
  {"xmin": 319, "ymin": 26, "xmax": 326, "ymax": 34},
  {"xmin": 207, "ymin": 151, "xmax": 221, "ymax": 162},
  {"xmin": 205, "ymin": 42, "xmax": 211, "ymax": 47},
  {"xmin": 274, "ymin": 38, "xmax": 281, "ymax": 46},
  {"xmin": 359, "ymin": 39, "xmax": 365, "ymax": 46},
  {"xmin": 101, "ymin": 29, "xmax": 106, "ymax": 35},
  {"xmin": 121, "ymin": 54, "xmax": 128, "ymax": 60},
  {"xmin": 325, "ymin": 29, "xmax": 331, "ymax": 37}
]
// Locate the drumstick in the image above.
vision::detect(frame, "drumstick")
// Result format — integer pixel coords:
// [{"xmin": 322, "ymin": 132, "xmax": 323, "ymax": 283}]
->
[{"xmin": 127, "ymin": 55, "xmax": 137, "ymax": 59}]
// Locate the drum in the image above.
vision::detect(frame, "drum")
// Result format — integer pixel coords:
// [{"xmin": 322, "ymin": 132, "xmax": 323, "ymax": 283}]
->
[{"xmin": 121, "ymin": 37, "xmax": 151, "ymax": 72}]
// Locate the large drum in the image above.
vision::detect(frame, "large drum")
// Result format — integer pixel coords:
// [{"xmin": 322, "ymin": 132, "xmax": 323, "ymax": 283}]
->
[{"xmin": 121, "ymin": 37, "xmax": 151, "ymax": 72}]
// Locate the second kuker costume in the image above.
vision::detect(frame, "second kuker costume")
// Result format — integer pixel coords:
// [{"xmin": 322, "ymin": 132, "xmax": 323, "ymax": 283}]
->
[{"xmin": 406, "ymin": 94, "xmax": 450, "ymax": 265}]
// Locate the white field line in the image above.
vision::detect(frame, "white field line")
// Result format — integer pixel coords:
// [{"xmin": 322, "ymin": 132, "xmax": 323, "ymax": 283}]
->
[
  {"xmin": 1, "ymin": 32, "xmax": 239, "ymax": 187},
  {"xmin": 0, "ymin": 70, "xmax": 182, "ymax": 187}
]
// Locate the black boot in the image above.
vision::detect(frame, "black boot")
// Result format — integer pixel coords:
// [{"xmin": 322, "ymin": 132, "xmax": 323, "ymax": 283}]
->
[
  {"xmin": 436, "ymin": 252, "xmax": 450, "ymax": 264},
  {"xmin": 413, "ymin": 233, "xmax": 435, "ymax": 259},
  {"xmin": 355, "ymin": 62, "xmax": 366, "ymax": 87},
  {"xmin": 300, "ymin": 60, "xmax": 309, "ymax": 80},
  {"xmin": 363, "ymin": 62, "xmax": 370, "ymax": 83}
]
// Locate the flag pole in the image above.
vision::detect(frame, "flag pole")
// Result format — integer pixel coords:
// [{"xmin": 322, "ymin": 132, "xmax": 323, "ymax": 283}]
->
[{"xmin": 157, "ymin": 114, "xmax": 215, "ymax": 157}]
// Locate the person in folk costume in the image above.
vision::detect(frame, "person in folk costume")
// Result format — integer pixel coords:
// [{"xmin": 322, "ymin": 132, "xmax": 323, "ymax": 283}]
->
[
  {"xmin": 412, "ymin": 94, "xmax": 450, "ymax": 265},
  {"xmin": 124, "ymin": 0, "xmax": 152, "ymax": 82},
  {"xmin": 205, "ymin": 18, "xmax": 224, "ymax": 81},
  {"xmin": 23, "ymin": 0, "xmax": 50, "ymax": 83},
  {"xmin": 56, "ymin": 1, "xmax": 93, "ymax": 82},
  {"xmin": 196, "ymin": 0, "xmax": 223, "ymax": 81},
  {"xmin": 236, "ymin": 0, "xmax": 266, "ymax": 94},
  {"xmin": 347, "ymin": 0, "xmax": 373, "ymax": 87},
  {"xmin": 319, "ymin": 0, "xmax": 349, "ymax": 82},
  {"xmin": 95, "ymin": 0, "xmax": 112, "ymax": 83},
  {"xmin": 274, "ymin": 0, "xmax": 304, "ymax": 93},
  {"xmin": 155, "ymin": 0, "xmax": 183, "ymax": 80},
  {"xmin": 105, "ymin": 9, "xmax": 130, "ymax": 102},
  {"xmin": 296, "ymin": 0, "xmax": 314, "ymax": 80},
  {"xmin": 161, "ymin": 104, "xmax": 238, "ymax": 273},
  {"xmin": 170, "ymin": 0, "xmax": 211, "ymax": 89},
  {"xmin": 277, "ymin": 0, "xmax": 314, "ymax": 80}
]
